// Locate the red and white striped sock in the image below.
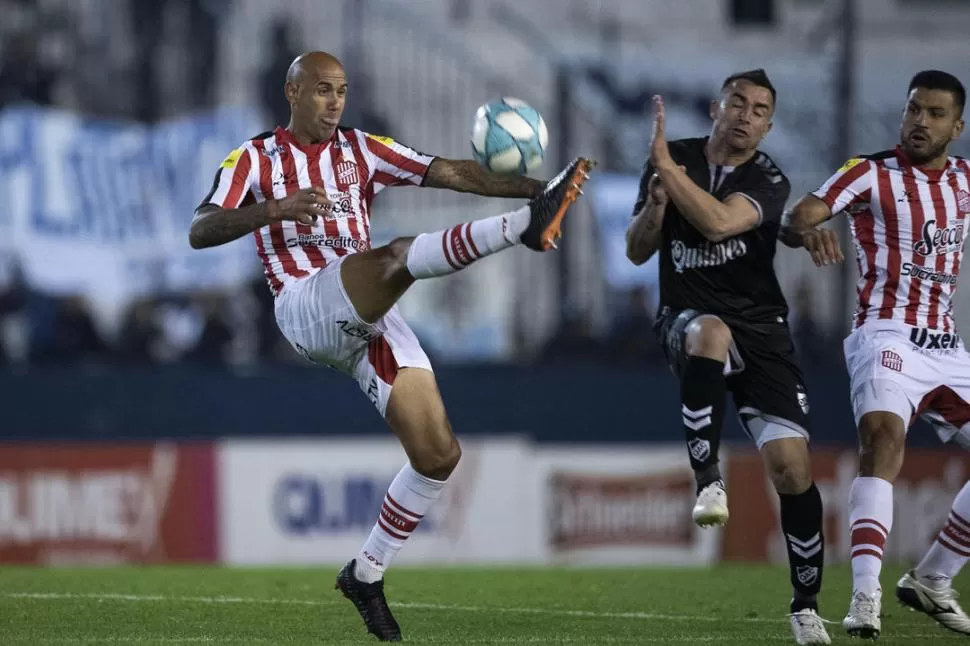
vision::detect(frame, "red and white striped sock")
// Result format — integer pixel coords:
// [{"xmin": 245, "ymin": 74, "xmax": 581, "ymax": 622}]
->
[
  {"xmin": 848, "ymin": 476, "xmax": 894, "ymax": 596},
  {"xmin": 354, "ymin": 462, "xmax": 446, "ymax": 583},
  {"xmin": 404, "ymin": 207, "xmax": 530, "ymax": 279},
  {"xmin": 915, "ymin": 481, "xmax": 970, "ymax": 589}
]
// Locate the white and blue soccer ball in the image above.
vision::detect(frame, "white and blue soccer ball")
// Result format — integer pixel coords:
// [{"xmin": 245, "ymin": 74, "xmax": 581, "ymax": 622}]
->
[{"xmin": 470, "ymin": 97, "xmax": 549, "ymax": 174}]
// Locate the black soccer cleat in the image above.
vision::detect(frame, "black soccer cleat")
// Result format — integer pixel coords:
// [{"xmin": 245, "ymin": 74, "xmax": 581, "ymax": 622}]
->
[
  {"xmin": 335, "ymin": 559, "xmax": 402, "ymax": 642},
  {"xmin": 521, "ymin": 157, "xmax": 595, "ymax": 251}
]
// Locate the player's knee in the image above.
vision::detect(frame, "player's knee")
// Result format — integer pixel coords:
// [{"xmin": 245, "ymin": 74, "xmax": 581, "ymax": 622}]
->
[
  {"xmin": 858, "ymin": 412, "xmax": 906, "ymax": 477},
  {"xmin": 762, "ymin": 438, "xmax": 812, "ymax": 494},
  {"xmin": 684, "ymin": 316, "xmax": 733, "ymax": 359},
  {"xmin": 382, "ymin": 237, "xmax": 415, "ymax": 278},
  {"xmin": 410, "ymin": 428, "xmax": 461, "ymax": 480},
  {"xmin": 767, "ymin": 455, "xmax": 812, "ymax": 495}
]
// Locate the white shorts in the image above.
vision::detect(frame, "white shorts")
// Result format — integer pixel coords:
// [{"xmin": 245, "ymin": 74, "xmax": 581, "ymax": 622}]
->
[
  {"xmin": 843, "ymin": 320, "xmax": 970, "ymax": 447},
  {"xmin": 273, "ymin": 257, "xmax": 433, "ymax": 417}
]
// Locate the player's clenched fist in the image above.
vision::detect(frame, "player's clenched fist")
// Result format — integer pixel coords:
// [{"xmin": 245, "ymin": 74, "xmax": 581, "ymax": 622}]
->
[{"xmin": 268, "ymin": 186, "xmax": 332, "ymax": 225}]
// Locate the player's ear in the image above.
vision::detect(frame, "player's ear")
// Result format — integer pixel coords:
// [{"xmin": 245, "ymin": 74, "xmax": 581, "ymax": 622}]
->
[
  {"xmin": 284, "ymin": 81, "xmax": 298, "ymax": 105},
  {"xmin": 709, "ymin": 99, "xmax": 719, "ymax": 121},
  {"xmin": 953, "ymin": 117, "xmax": 965, "ymax": 140}
]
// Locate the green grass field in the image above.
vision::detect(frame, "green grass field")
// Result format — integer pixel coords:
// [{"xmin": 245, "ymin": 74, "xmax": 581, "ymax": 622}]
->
[{"xmin": 0, "ymin": 564, "xmax": 963, "ymax": 644}]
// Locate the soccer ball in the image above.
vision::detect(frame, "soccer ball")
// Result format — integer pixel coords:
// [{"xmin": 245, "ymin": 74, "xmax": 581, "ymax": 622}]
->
[{"xmin": 470, "ymin": 97, "xmax": 549, "ymax": 174}]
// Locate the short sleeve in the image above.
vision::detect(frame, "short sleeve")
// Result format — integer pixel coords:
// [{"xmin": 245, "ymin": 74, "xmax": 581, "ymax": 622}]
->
[{"xmin": 198, "ymin": 145, "xmax": 254, "ymax": 210}]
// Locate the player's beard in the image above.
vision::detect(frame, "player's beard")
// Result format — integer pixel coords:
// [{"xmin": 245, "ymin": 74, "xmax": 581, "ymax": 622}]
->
[{"xmin": 902, "ymin": 133, "xmax": 950, "ymax": 166}]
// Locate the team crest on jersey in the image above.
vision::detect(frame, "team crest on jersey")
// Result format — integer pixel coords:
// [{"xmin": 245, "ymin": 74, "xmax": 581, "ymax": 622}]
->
[
  {"xmin": 957, "ymin": 189, "xmax": 970, "ymax": 214},
  {"xmin": 335, "ymin": 160, "xmax": 360, "ymax": 190}
]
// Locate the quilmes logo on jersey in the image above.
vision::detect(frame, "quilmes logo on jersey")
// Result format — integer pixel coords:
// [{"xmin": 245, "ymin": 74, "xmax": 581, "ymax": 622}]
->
[
  {"xmin": 670, "ymin": 239, "xmax": 748, "ymax": 273},
  {"xmin": 913, "ymin": 219, "xmax": 964, "ymax": 256},
  {"xmin": 335, "ymin": 160, "xmax": 359, "ymax": 190}
]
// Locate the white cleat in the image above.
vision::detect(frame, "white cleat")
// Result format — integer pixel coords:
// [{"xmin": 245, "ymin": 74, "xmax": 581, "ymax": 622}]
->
[
  {"xmin": 790, "ymin": 608, "xmax": 832, "ymax": 645},
  {"xmin": 843, "ymin": 589, "xmax": 881, "ymax": 639},
  {"xmin": 896, "ymin": 570, "xmax": 970, "ymax": 635},
  {"xmin": 692, "ymin": 481, "xmax": 729, "ymax": 528}
]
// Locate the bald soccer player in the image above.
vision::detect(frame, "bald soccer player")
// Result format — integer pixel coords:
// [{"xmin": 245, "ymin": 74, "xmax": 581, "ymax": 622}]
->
[{"xmin": 190, "ymin": 52, "xmax": 593, "ymax": 641}]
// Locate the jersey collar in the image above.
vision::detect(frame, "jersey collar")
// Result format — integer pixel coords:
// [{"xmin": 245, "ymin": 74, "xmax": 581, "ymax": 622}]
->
[
  {"xmin": 275, "ymin": 126, "xmax": 338, "ymax": 156},
  {"xmin": 894, "ymin": 144, "xmax": 953, "ymax": 181}
]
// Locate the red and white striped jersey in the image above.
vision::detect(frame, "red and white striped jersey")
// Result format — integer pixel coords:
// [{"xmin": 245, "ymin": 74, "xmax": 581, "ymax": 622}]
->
[
  {"xmin": 201, "ymin": 126, "xmax": 434, "ymax": 295},
  {"xmin": 812, "ymin": 146, "xmax": 970, "ymax": 332}
]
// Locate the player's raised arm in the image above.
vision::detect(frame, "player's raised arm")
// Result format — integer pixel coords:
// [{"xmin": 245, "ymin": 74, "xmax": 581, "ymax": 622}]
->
[
  {"xmin": 649, "ymin": 96, "xmax": 766, "ymax": 242},
  {"xmin": 626, "ymin": 161, "xmax": 685, "ymax": 265},
  {"xmin": 422, "ymin": 158, "xmax": 544, "ymax": 199}
]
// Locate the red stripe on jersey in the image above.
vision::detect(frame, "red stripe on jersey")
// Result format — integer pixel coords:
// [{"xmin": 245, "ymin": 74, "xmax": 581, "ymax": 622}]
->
[
  {"xmin": 877, "ymin": 165, "xmax": 902, "ymax": 319},
  {"xmin": 223, "ymin": 152, "xmax": 252, "ymax": 208},
  {"xmin": 253, "ymin": 139, "xmax": 307, "ymax": 280},
  {"xmin": 311, "ymin": 148, "xmax": 347, "ymax": 258},
  {"xmin": 901, "ymin": 171, "xmax": 925, "ymax": 326},
  {"xmin": 346, "ymin": 133, "xmax": 373, "ymax": 244},
  {"xmin": 855, "ymin": 209, "xmax": 878, "ymax": 326},
  {"xmin": 945, "ymin": 159, "xmax": 970, "ymax": 331},
  {"xmin": 254, "ymin": 231, "xmax": 284, "ymax": 294},
  {"xmin": 373, "ymin": 170, "xmax": 400, "ymax": 188},
  {"xmin": 926, "ymin": 178, "xmax": 949, "ymax": 328},
  {"xmin": 321, "ymin": 146, "xmax": 352, "ymax": 256},
  {"xmin": 249, "ymin": 140, "xmax": 284, "ymax": 290},
  {"xmin": 282, "ymin": 144, "xmax": 326, "ymax": 269},
  {"xmin": 365, "ymin": 137, "xmax": 429, "ymax": 177},
  {"xmin": 334, "ymin": 135, "xmax": 363, "ymax": 242},
  {"xmin": 821, "ymin": 159, "xmax": 871, "ymax": 211},
  {"xmin": 296, "ymin": 146, "xmax": 331, "ymax": 268},
  {"xmin": 367, "ymin": 337, "xmax": 399, "ymax": 385}
]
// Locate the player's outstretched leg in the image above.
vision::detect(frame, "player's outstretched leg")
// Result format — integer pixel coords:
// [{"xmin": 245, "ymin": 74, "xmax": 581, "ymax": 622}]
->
[
  {"xmin": 335, "ymin": 368, "xmax": 459, "ymax": 642},
  {"xmin": 760, "ymin": 438, "xmax": 829, "ymax": 645},
  {"xmin": 680, "ymin": 315, "xmax": 731, "ymax": 527},
  {"xmin": 843, "ymin": 411, "xmax": 905, "ymax": 639},
  {"xmin": 896, "ymin": 480, "xmax": 970, "ymax": 635},
  {"xmin": 339, "ymin": 158, "xmax": 593, "ymax": 323}
]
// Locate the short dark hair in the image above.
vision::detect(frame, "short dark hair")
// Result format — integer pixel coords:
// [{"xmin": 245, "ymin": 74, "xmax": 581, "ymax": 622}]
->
[
  {"xmin": 909, "ymin": 70, "xmax": 966, "ymax": 114},
  {"xmin": 721, "ymin": 68, "xmax": 777, "ymax": 106}
]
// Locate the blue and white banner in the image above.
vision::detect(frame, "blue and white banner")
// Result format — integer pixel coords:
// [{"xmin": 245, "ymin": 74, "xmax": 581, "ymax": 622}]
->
[
  {"xmin": 0, "ymin": 106, "xmax": 264, "ymax": 300},
  {"xmin": 587, "ymin": 172, "xmax": 660, "ymax": 295}
]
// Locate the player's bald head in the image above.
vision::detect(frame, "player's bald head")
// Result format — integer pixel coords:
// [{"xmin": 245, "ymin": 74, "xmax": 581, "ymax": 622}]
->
[{"xmin": 286, "ymin": 51, "xmax": 345, "ymax": 85}]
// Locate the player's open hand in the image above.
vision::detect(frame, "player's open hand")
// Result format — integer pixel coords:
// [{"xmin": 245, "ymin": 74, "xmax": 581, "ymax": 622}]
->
[
  {"xmin": 650, "ymin": 95, "xmax": 675, "ymax": 170},
  {"xmin": 269, "ymin": 187, "xmax": 332, "ymax": 225},
  {"xmin": 802, "ymin": 228, "xmax": 844, "ymax": 267}
]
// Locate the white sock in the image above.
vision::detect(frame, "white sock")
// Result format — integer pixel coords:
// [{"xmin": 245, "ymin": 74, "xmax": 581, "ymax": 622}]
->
[
  {"xmin": 404, "ymin": 207, "xmax": 529, "ymax": 279},
  {"xmin": 848, "ymin": 476, "xmax": 894, "ymax": 596},
  {"xmin": 915, "ymin": 481, "xmax": 970, "ymax": 589},
  {"xmin": 354, "ymin": 463, "xmax": 446, "ymax": 583}
]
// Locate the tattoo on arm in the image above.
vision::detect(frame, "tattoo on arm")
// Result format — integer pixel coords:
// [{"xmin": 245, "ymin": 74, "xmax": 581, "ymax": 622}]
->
[
  {"xmin": 423, "ymin": 159, "xmax": 544, "ymax": 198},
  {"xmin": 189, "ymin": 202, "xmax": 273, "ymax": 249}
]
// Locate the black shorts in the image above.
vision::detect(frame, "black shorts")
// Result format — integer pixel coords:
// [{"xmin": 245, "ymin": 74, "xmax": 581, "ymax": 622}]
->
[{"xmin": 655, "ymin": 307, "xmax": 811, "ymax": 446}]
